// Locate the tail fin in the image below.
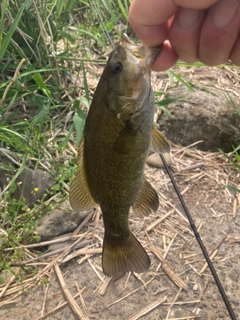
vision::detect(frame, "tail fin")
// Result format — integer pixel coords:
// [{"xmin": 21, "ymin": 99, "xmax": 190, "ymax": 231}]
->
[{"xmin": 102, "ymin": 232, "xmax": 150, "ymax": 278}]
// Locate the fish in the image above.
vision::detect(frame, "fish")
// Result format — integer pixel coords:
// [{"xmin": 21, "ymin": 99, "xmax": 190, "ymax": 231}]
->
[{"xmin": 70, "ymin": 34, "xmax": 170, "ymax": 278}]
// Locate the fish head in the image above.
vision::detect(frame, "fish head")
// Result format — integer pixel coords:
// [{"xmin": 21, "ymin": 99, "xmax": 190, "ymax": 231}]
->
[{"xmin": 103, "ymin": 34, "xmax": 162, "ymax": 121}]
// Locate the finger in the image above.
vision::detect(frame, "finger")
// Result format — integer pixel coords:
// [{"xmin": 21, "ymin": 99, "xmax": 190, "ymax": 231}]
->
[
  {"xmin": 174, "ymin": 0, "xmax": 219, "ymax": 10},
  {"xmin": 169, "ymin": 8, "xmax": 206, "ymax": 62},
  {"xmin": 128, "ymin": 0, "xmax": 177, "ymax": 46},
  {"xmin": 230, "ymin": 34, "xmax": 240, "ymax": 65},
  {"xmin": 199, "ymin": 0, "xmax": 240, "ymax": 65},
  {"xmin": 128, "ymin": 24, "xmax": 168, "ymax": 47},
  {"xmin": 151, "ymin": 41, "xmax": 178, "ymax": 71}
]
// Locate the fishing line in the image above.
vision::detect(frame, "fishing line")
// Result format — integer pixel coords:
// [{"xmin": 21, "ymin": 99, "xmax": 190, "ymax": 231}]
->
[
  {"xmin": 160, "ymin": 154, "xmax": 236, "ymax": 320},
  {"xmin": 91, "ymin": 1, "xmax": 115, "ymax": 49},
  {"xmin": 91, "ymin": 1, "xmax": 236, "ymax": 319}
]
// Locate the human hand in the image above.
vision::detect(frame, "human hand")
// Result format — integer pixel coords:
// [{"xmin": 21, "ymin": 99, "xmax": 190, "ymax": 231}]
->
[{"xmin": 128, "ymin": 0, "xmax": 240, "ymax": 71}]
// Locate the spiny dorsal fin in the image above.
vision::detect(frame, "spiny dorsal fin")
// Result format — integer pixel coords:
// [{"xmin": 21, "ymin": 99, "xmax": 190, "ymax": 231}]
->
[
  {"xmin": 150, "ymin": 123, "xmax": 170, "ymax": 154},
  {"xmin": 102, "ymin": 232, "xmax": 150, "ymax": 278},
  {"xmin": 69, "ymin": 137, "xmax": 96, "ymax": 210},
  {"xmin": 132, "ymin": 177, "xmax": 159, "ymax": 217}
]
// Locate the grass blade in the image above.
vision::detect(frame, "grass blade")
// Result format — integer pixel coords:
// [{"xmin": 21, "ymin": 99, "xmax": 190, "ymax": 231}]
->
[
  {"xmin": 0, "ymin": 0, "xmax": 27, "ymax": 61},
  {"xmin": 0, "ymin": 0, "xmax": 9, "ymax": 45},
  {"xmin": 167, "ymin": 69, "xmax": 194, "ymax": 92},
  {"xmin": 117, "ymin": 0, "xmax": 128, "ymax": 19}
]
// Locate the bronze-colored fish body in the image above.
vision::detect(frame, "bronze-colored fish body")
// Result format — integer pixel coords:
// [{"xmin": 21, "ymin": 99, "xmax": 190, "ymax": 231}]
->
[{"xmin": 70, "ymin": 34, "xmax": 170, "ymax": 278}]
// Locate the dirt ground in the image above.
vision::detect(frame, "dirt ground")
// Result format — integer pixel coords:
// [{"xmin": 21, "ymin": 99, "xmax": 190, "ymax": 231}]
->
[{"xmin": 0, "ymin": 142, "xmax": 240, "ymax": 320}]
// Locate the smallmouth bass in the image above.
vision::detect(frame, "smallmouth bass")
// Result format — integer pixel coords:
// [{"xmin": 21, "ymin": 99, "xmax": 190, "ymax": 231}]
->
[{"xmin": 70, "ymin": 34, "xmax": 170, "ymax": 278}]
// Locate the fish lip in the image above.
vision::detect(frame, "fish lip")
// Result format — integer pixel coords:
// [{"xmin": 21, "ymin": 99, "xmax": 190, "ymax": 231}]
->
[
  {"xmin": 121, "ymin": 33, "xmax": 162, "ymax": 68},
  {"xmin": 121, "ymin": 33, "xmax": 139, "ymax": 51},
  {"xmin": 145, "ymin": 45, "xmax": 162, "ymax": 65}
]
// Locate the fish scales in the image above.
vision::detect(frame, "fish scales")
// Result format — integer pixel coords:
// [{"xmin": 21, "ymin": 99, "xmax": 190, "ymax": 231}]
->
[{"xmin": 70, "ymin": 34, "xmax": 170, "ymax": 278}]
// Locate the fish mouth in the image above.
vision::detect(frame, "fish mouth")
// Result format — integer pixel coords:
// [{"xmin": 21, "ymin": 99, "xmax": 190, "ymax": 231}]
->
[
  {"xmin": 121, "ymin": 33, "xmax": 162, "ymax": 69},
  {"xmin": 116, "ymin": 34, "xmax": 160, "ymax": 120}
]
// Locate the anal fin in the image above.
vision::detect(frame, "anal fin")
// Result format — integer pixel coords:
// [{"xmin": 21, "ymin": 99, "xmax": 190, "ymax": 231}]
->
[
  {"xmin": 132, "ymin": 177, "xmax": 159, "ymax": 217},
  {"xmin": 69, "ymin": 137, "xmax": 96, "ymax": 210},
  {"xmin": 150, "ymin": 123, "xmax": 170, "ymax": 154}
]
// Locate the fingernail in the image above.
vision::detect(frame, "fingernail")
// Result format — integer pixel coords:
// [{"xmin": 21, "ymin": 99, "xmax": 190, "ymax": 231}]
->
[
  {"xmin": 212, "ymin": 0, "xmax": 238, "ymax": 28},
  {"xmin": 177, "ymin": 8, "xmax": 202, "ymax": 29}
]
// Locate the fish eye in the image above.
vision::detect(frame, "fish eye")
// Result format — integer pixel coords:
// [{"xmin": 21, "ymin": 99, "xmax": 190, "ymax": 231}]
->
[{"xmin": 111, "ymin": 61, "xmax": 122, "ymax": 74}]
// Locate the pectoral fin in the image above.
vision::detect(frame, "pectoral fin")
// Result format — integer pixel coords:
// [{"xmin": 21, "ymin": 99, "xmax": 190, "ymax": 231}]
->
[
  {"xmin": 132, "ymin": 177, "xmax": 159, "ymax": 216},
  {"xmin": 150, "ymin": 123, "xmax": 170, "ymax": 154},
  {"xmin": 69, "ymin": 137, "xmax": 96, "ymax": 210}
]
